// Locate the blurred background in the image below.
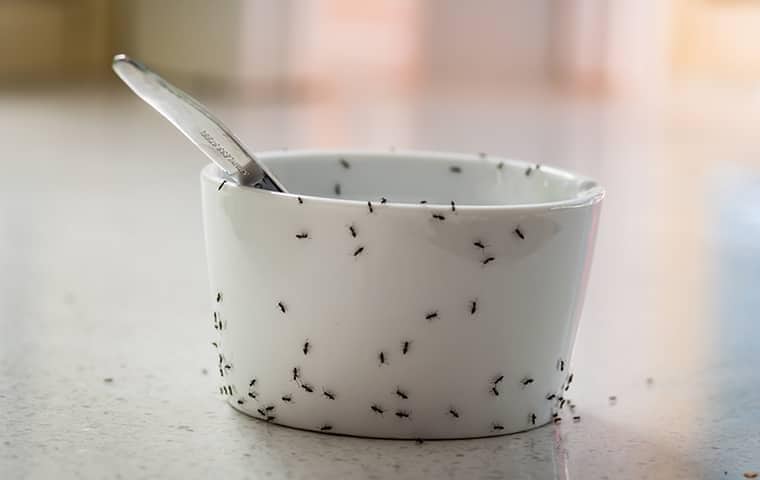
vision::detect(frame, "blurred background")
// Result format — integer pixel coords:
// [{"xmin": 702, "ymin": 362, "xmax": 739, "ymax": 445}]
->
[
  {"xmin": 2, "ymin": 1, "xmax": 760, "ymax": 478},
  {"xmin": 4, "ymin": 0, "xmax": 760, "ymax": 95}
]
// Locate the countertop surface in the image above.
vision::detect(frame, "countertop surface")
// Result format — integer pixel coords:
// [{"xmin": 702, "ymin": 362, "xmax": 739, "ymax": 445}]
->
[{"xmin": 1, "ymin": 88, "xmax": 759, "ymax": 479}]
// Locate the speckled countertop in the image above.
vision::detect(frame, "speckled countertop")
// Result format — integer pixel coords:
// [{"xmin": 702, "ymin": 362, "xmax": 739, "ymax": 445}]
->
[{"xmin": 1, "ymin": 90, "xmax": 759, "ymax": 479}]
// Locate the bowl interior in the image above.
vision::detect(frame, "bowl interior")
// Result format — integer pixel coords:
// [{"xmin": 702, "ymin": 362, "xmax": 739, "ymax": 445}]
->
[{"xmin": 256, "ymin": 150, "xmax": 599, "ymax": 207}]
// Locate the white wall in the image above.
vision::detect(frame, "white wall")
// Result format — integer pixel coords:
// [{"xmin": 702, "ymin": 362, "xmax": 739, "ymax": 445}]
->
[{"xmin": 419, "ymin": 0, "xmax": 552, "ymax": 87}]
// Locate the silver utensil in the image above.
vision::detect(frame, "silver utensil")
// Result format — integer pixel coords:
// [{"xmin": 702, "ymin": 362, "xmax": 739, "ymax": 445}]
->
[{"xmin": 112, "ymin": 54, "xmax": 285, "ymax": 191}]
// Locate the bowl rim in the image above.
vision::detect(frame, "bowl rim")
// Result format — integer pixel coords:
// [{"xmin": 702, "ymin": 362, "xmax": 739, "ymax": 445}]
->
[{"xmin": 201, "ymin": 148, "xmax": 605, "ymax": 212}]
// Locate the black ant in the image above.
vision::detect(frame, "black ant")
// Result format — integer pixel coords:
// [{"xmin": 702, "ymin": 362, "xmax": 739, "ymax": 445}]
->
[
  {"xmin": 216, "ymin": 292, "xmax": 222, "ymax": 303},
  {"xmin": 491, "ymin": 387, "xmax": 500, "ymax": 396},
  {"xmin": 546, "ymin": 394, "xmax": 556, "ymax": 401},
  {"xmin": 217, "ymin": 180, "xmax": 227, "ymax": 191},
  {"xmin": 296, "ymin": 232, "xmax": 309, "ymax": 239},
  {"xmin": 558, "ymin": 359, "xmax": 565, "ymax": 371},
  {"xmin": 553, "ymin": 417, "xmax": 562, "ymax": 424},
  {"xmin": 525, "ymin": 167, "xmax": 533, "ymax": 176},
  {"xmin": 380, "ymin": 197, "xmax": 387, "ymax": 204},
  {"xmin": 395, "ymin": 388, "xmax": 409, "ymax": 400},
  {"xmin": 249, "ymin": 379, "xmax": 257, "ymax": 387},
  {"xmin": 432, "ymin": 214, "xmax": 445, "ymax": 221},
  {"xmin": 473, "ymin": 241, "xmax": 486, "ymax": 249},
  {"xmin": 530, "ymin": 413, "xmax": 537, "ymax": 425},
  {"xmin": 224, "ymin": 364, "xmax": 232, "ymax": 371},
  {"xmin": 334, "ymin": 183, "xmax": 342, "ymax": 196},
  {"xmin": 349, "ymin": 225, "xmax": 357, "ymax": 238},
  {"xmin": 320, "ymin": 424, "xmax": 333, "ymax": 431},
  {"xmin": 379, "ymin": 352, "xmax": 386, "ymax": 365},
  {"xmin": 371, "ymin": 404, "xmax": 384, "ymax": 415},
  {"xmin": 211, "ymin": 341, "xmax": 218, "ymax": 348},
  {"xmin": 450, "ymin": 166, "xmax": 462, "ymax": 173},
  {"xmin": 482, "ymin": 257, "xmax": 495, "ymax": 265},
  {"xmin": 419, "ymin": 200, "xmax": 428, "ymax": 204},
  {"xmin": 353, "ymin": 246, "xmax": 365, "ymax": 257},
  {"xmin": 278, "ymin": 302, "xmax": 286, "ymax": 313},
  {"xmin": 514, "ymin": 228, "xmax": 525, "ymax": 240},
  {"xmin": 302, "ymin": 383, "xmax": 314, "ymax": 393},
  {"xmin": 339, "ymin": 158, "xmax": 350, "ymax": 169},
  {"xmin": 492, "ymin": 424, "xmax": 505, "ymax": 431},
  {"xmin": 402, "ymin": 341, "xmax": 410, "ymax": 355},
  {"xmin": 559, "ymin": 399, "xmax": 566, "ymax": 409},
  {"xmin": 470, "ymin": 300, "xmax": 477, "ymax": 315},
  {"xmin": 237, "ymin": 399, "xmax": 244, "ymax": 405},
  {"xmin": 425, "ymin": 311, "xmax": 438, "ymax": 321},
  {"xmin": 493, "ymin": 375, "xmax": 504, "ymax": 385},
  {"xmin": 266, "ymin": 416, "xmax": 276, "ymax": 422},
  {"xmin": 367, "ymin": 201, "xmax": 373, "ymax": 213},
  {"xmin": 213, "ymin": 312, "xmax": 222, "ymax": 330},
  {"xmin": 449, "ymin": 408, "xmax": 460, "ymax": 418},
  {"xmin": 248, "ymin": 392, "xmax": 257, "ymax": 400},
  {"xmin": 395, "ymin": 410, "xmax": 410, "ymax": 419},
  {"xmin": 257, "ymin": 408, "xmax": 266, "ymax": 416},
  {"xmin": 323, "ymin": 390, "xmax": 336, "ymax": 400},
  {"xmin": 297, "ymin": 196, "xmax": 303, "ymax": 204},
  {"xmin": 451, "ymin": 201, "xmax": 456, "ymax": 212},
  {"xmin": 567, "ymin": 373, "xmax": 574, "ymax": 384},
  {"xmin": 282, "ymin": 395, "xmax": 292, "ymax": 402},
  {"xmin": 303, "ymin": 340, "xmax": 310, "ymax": 355},
  {"xmin": 572, "ymin": 416, "xmax": 581, "ymax": 423},
  {"xmin": 265, "ymin": 405, "xmax": 275, "ymax": 412},
  {"xmin": 292, "ymin": 367, "xmax": 300, "ymax": 381},
  {"xmin": 521, "ymin": 377, "xmax": 534, "ymax": 387}
]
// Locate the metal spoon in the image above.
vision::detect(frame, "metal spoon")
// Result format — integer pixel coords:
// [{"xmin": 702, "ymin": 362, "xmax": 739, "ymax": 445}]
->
[{"xmin": 112, "ymin": 54, "xmax": 285, "ymax": 191}]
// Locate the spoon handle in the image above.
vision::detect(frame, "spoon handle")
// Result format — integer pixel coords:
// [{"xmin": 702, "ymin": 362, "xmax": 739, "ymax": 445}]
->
[{"xmin": 112, "ymin": 54, "xmax": 285, "ymax": 191}]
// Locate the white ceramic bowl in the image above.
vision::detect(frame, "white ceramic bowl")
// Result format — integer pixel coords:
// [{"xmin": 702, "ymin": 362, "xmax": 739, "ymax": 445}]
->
[{"xmin": 201, "ymin": 149, "xmax": 603, "ymax": 439}]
